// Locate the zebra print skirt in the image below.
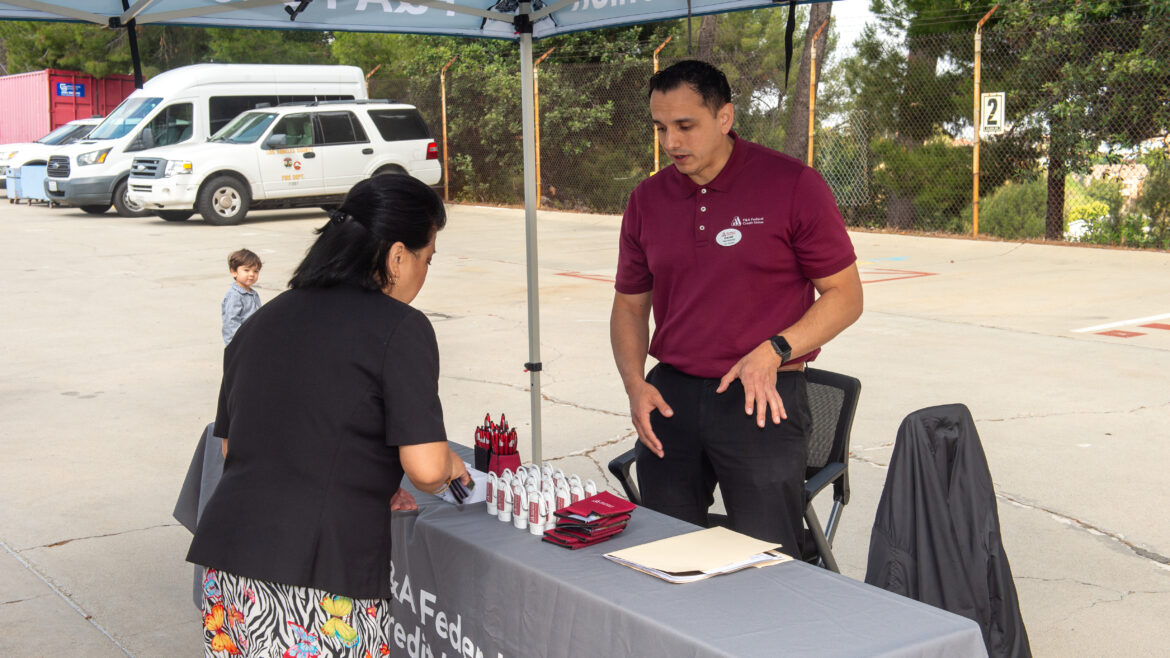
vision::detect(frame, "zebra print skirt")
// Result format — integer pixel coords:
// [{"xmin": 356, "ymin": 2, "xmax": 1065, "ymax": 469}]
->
[{"xmin": 201, "ymin": 567, "xmax": 396, "ymax": 657}]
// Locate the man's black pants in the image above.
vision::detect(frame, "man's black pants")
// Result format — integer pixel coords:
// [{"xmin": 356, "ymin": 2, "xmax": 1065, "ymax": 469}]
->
[{"xmin": 635, "ymin": 363, "xmax": 810, "ymax": 558}]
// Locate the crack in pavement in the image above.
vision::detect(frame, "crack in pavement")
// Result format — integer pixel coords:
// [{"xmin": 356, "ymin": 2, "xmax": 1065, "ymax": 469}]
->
[
  {"xmin": 443, "ymin": 375, "xmax": 627, "ymax": 418},
  {"xmin": 31, "ymin": 522, "xmax": 181, "ymax": 551},
  {"xmin": 541, "ymin": 430, "xmax": 638, "ymax": 487},
  {"xmin": 978, "ymin": 400, "xmax": 1170, "ymax": 422},
  {"xmin": 845, "ymin": 455, "xmax": 1170, "ymax": 569},
  {"xmin": 1, "ymin": 537, "xmax": 131, "ymax": 655}
]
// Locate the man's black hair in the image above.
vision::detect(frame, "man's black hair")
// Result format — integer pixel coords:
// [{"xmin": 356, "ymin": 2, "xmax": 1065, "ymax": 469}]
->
[{"xmin": 648, "ymin": 60, "xmax": 732, "ymax": 115}]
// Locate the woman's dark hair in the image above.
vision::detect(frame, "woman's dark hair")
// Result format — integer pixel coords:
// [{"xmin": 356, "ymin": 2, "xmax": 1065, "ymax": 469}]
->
[
  {"xmin": 648, "ymin": 59, "xmax": 732, "ymax": 115},
  {"xmin": 290, "ymin": 174, "xmax": 446, "ymax": 291}
]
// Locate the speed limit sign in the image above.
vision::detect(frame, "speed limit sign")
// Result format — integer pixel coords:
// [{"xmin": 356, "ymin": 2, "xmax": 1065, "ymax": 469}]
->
[{"xmin": 981, "ymin": 92, "xmax": 1005, "ymax": 136}]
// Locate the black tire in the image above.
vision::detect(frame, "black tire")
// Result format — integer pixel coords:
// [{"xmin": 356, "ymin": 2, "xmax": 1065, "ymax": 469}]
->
[
  {"xmin": 112, "ymin": 179, "xmax": 151, "ymax": 218},
  {"xmin": 80, "ymin": 205, "xmax": 111, "ymax": 215},
  {"xmin": 157, "ymin": 210, "xmax": 193, "ymax": 222},
  {"xmin": 197, "ymin": 176, "xmax": 250, "ymax": 226}
]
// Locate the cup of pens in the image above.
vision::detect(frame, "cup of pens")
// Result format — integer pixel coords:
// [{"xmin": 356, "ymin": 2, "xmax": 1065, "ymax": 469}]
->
[{"xmin": 475, "ymin": 413, "xmax": 522, "ymax": 476}]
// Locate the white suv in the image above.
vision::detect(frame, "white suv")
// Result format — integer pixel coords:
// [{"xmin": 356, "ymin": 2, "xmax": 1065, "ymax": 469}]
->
[{"xmin": 126, "ymin": 100, "xmax": 440, "ymax": 225}]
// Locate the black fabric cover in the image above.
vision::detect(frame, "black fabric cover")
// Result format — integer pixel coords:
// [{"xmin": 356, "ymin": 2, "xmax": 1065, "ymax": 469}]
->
[{"xmin": 865, "ymin": 403, "xmax": 1031, "ymax": 658}]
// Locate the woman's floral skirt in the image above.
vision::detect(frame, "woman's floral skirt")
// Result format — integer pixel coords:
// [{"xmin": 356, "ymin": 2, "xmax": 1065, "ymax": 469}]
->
[{"xmin": 202, "ymin": 568, "xmax": 396, "ymax": 658}]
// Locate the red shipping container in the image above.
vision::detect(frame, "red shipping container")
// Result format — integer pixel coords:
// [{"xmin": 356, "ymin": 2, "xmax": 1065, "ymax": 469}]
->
[{"xmin": 0, "ymin": 69, "xmax": 136, "ymax": 143}]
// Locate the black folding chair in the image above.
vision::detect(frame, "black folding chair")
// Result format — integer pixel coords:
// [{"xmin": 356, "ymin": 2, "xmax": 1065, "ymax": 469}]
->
[{"xmin": 608, "ymin": 367, "xmax": 861, "ymax": 572}]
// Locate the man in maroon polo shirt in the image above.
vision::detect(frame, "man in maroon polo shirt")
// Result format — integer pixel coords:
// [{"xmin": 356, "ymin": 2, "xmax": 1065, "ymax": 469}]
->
[{"xmin": 610, "ymin": 60, "xmax": 863, "ymax": 557}]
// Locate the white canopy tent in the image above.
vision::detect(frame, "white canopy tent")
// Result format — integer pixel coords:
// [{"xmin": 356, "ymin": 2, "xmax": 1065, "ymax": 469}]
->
[{"xmin": 0, "ymin": 0, "xmax": 832, "ymax": 461}]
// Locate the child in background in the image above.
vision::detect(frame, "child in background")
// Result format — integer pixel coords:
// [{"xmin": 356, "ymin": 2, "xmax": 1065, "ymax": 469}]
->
[{"xmin": 222, "ymin": 248, "xmax": 262, "ymax": 345}]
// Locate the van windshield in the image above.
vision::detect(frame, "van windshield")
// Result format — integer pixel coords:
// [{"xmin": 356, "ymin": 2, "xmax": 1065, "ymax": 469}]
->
[
  {"xmin": 88, "ymin": 97, "xmax": 164, "ymax": 140},
  {"xmin": 37, "ymin": 123, "xmax": 94, "ymax": 145},
  {"xmin": 210, "ymin": 111, "xmax": 278, "ymax": 144}
]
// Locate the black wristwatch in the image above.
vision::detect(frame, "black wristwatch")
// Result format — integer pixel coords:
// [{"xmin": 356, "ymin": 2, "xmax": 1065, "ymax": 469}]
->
[{"xmin": 769, "ymin": 335, "xmax": 792, "ymax": 364}]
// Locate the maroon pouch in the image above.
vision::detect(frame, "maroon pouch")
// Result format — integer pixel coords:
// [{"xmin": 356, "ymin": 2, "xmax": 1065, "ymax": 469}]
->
[
  {"xmin": 555, "ymin": 514, "xmax": 631, "ymax": 534},
  {"xmin": 554, "ymin": 491, "xmax": 636, "ymax": 523},
  {"xmin": 542, "ymin": 527, "xmax": 620, "ymax": 550},
  {"xmin": 554, "ymin": 523, "xmax": 628, "ymax": 542}
]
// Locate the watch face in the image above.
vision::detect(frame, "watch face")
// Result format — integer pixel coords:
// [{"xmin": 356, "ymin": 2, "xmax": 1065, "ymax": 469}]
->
[{"xmin": 771, "ymin": 336, "xmax": 791, "ymax": 358}]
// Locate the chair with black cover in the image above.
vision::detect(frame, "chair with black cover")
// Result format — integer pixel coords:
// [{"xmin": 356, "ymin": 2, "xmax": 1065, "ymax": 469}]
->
[{"xmin": 608, "ymin": 367, "xmax": 860, "ymax": 572}]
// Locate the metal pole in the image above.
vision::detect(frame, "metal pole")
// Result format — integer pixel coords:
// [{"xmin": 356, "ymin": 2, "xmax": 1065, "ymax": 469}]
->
[
  {"xmin": 519, "ymin": 8, "xmax": 544, "ymax": 463},
  {"xmin": 652, "ymin": 36, "xmax": 672, "ymax": 172},
  {"xmin": 806, "ymin": 18, "xmax": 828, "ymax": 167},
  {"xmin": 121, "ymin": 0, "xmax": 143, "ymax": 88},
  {"xmin": 533, "ymin": 47, "xmax": 555, "ymax": 210},
  {"xmin": 973, "ymin": 4, "xmax": 998, "ymax": 237},
  {"xmin": 365, "ymin": 63, "xmax": 382, "ymax": 97},
  {"xmin": 440, "ymin": 56, "xmax": 456, "ymax": 202}
]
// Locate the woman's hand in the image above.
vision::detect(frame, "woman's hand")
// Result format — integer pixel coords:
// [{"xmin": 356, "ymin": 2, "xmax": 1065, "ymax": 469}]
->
[
  {"xmin": 448, "ymin": 446, "xmax": 470, "ymax": 486},
  {"xmin": 390, "ymin": 487, "xmax": 418, "ymax": 511}
]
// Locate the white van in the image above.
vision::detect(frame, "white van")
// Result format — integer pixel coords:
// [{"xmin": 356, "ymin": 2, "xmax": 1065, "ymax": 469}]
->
[{"xmin": 43, "ymin": 64, "xmax": 367, "ymax": 216}]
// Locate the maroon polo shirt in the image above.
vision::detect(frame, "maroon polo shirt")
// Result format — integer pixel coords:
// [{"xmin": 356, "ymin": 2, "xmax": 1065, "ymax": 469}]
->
[{"xmin": 615, "ymin": 133, "xmax": 856, "ymax": 379}]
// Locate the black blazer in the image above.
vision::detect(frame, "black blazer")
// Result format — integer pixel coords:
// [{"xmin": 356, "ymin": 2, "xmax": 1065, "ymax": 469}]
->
[{"xmin": 188, "ymin": 285, "xmax": 447, "ymax": 599}]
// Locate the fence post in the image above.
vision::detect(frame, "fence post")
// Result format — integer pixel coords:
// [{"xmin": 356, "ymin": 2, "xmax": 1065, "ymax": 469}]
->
[
  {"xmin": 534, "ymin": 47, "xmax": 555, "ymax": 209},
  {"xmin": 653, "ymin": 36, "xmax": 673, "ymax": 172},
  {"xmin": 440, "ymin": 56, "xmax": 457, "ymax": 202},
  {"xmin": 972, "ymin": 4, "xmax": 998, "ymax": 237},
  {"xmin": 807, "ymin": 18, "xmax": 829, "ymax": 167},
  {"xmin": 365, "ymin": 63, "xmax": 382, "ymax": 98}
]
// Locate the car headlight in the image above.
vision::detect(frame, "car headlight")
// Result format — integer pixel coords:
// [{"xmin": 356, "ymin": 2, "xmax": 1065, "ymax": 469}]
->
[
  {"xmin": 0, "ymin": 151, "xmax": 16, "ymax": 162},
  {"xmin": 77, "ymin": 148, "xmax": 111, "ymax": 166},
  {"xmin": 164, "ymin": 160, "xmax": 193, "ymax": 177}
]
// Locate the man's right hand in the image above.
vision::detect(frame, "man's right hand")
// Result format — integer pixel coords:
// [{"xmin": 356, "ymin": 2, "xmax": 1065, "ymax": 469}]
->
[{"xmin": 627, "ymin": 379, "xmax": 673, "ymax": 458}]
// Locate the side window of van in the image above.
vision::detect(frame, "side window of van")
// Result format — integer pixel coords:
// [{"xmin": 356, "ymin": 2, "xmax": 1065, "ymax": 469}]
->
[
  {"xmin": 366, "ymin": 109, "xmax": 431, "ymax": 141},
  {"xmin": 210, "ymin": 96, "xmax": 280, "ymax": 135},
  {"xmin": 267, "ymin": 114, "xmax": 315, "ymax": 149},
  {"xmin": 129, "ymin": 103, "xmax": 194, "ymax": 152},
  {"xmin": 316, "ymin": 112, "xmax": 368, "ymax": 145}
]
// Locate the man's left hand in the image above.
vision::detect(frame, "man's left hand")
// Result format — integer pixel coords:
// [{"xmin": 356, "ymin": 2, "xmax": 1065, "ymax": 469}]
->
[{"xmin": 716, "ymin": 341, "xmax": 787, "ymax": 428}]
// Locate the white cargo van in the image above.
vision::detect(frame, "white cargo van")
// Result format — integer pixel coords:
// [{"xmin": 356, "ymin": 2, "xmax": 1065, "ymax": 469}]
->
[{"xmin": 44, "ymin": 64, "xmax": 366, "ymax": 216}]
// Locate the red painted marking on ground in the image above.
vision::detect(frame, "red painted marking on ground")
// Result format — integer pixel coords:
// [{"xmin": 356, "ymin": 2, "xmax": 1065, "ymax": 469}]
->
[
  {"xmin": 860, "ymin": 268, "xmax": 937, "ymax": 284},
  {"xmin": 556, "ymin": 271, "xmax": 615, "ymax": 283},
  {"xmin": 1139, "ymin": 323, "xmax": 1170, "ymax": 331},
  {"xmin": 1096, "ymin": 330, "xmax": 1145, "ymax": 338}
]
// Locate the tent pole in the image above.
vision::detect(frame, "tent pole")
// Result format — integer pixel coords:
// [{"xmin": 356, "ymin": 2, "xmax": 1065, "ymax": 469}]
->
[
  {"xmin": 517, "ymin": 7, "xmax": 543, "ymax": 464},
  {"xmin": 121, "ymin": 0, "xmax": 144, "ymax": 88}
]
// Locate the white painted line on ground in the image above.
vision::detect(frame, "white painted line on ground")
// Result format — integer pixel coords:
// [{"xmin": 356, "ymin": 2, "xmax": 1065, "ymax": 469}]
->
[{"xmin": 1071, "ymin": 312, "xmax": 1170, "ymax": 333}]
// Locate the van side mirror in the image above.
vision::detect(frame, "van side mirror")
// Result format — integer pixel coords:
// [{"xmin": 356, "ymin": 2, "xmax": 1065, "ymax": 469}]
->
[{"xmin": 263, "ymin": 134, "xmax": 288, "ymax": 149}]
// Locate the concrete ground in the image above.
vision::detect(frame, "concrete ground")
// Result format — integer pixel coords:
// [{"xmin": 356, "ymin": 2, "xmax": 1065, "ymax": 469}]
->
[{"xmin": 1, "ymin": 199, "xmax": 1167, "ymax": 656}]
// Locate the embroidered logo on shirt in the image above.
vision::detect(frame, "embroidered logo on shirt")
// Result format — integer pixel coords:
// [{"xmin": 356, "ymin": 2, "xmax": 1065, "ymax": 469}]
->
[
  {"xmin": 732, "ymin": 215, "xmax": 765, "ymax": 226},
  {"xmin": 716, "ymin": 228, "xmax": 742, "ymax": 246}
]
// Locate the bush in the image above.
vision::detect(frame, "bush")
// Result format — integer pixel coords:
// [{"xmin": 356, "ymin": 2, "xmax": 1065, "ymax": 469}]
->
[
  {"xmin": 961, "ymin": 178, "xmax": 1048, "ymax": 239},
  {"xmin": 1137, "ymin": 155, "xmax": 1170, "ymax": 243}
]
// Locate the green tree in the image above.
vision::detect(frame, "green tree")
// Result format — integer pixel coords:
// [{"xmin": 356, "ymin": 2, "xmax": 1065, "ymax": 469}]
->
[
  {"xmin": 0, "ymin": 21, "xmax": 210, "ymax": 79},
  {"xmin": 205, "ymin": 28, "xmax": 334, "ymax": 65},
  {"xmin": 995, "ymin": 1, "xmax": 1170, "ymax": 239}
]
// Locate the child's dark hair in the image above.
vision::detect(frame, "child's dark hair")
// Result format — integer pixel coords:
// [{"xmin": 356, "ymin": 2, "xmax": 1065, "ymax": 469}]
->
[
  {"xmin": 228, "ymin": 248, "xmax": 262, "ymax": 272},
  {"xmin": 648, "ymin": 60, "xmax": 732, "ymax": 115},
  {"xmin": 289, "ymin": 174, "xmax": 446, "ymax": 291}
]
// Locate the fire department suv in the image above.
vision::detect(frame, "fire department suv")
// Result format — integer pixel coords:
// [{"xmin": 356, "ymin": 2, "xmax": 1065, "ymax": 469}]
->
[{"xmin": 126, "ymin": 100, "xmax": 440, "ymax": 225}]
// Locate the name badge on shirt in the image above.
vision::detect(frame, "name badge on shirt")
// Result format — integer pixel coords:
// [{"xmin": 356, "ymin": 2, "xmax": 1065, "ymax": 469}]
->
[{"xmin": 716, "ymin": 228, "xmax": 742, "ymax": 247}]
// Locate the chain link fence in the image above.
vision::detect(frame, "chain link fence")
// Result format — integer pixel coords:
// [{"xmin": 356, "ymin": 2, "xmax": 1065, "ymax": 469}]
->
[{"xmin": 368, "ymin": 13, "xmax": 1169, "ymax": 248}]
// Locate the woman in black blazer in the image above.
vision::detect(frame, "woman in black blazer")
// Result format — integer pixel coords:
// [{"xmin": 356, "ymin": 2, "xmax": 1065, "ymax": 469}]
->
[{"xmin": 188, "ymin": 174, "xmax": 469, "ymax": 656}]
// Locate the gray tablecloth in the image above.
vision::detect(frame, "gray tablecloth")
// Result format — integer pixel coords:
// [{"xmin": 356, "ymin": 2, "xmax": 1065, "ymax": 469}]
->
[
  {"xmin": 391, "ymin": 454, "xmax": 988, "ymax": 657},
  {"xmin": 176, "ymin": 436, "xmax": 986, "ymax": 657}
]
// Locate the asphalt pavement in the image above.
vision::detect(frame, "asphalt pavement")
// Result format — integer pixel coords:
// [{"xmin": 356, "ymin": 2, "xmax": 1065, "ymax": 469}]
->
[{"xmin": 1, "ymin": 200, "xmax": 1167, "ymax": 656}]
